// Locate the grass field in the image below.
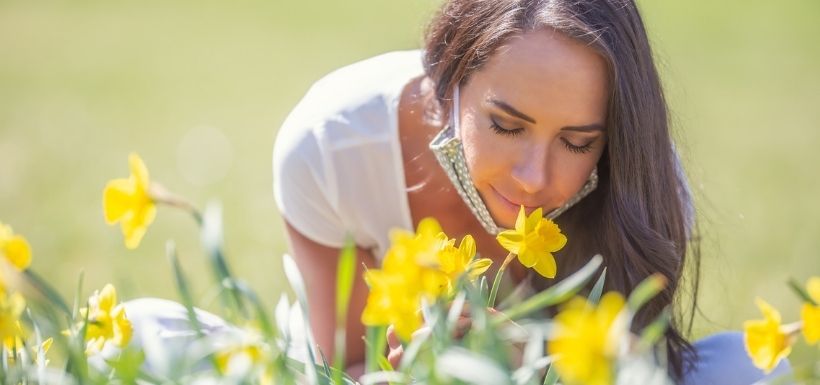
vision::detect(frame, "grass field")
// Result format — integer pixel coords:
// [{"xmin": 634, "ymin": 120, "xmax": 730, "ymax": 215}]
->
[{"xmin": 1, "ymin": 0, "xmax": 818, "ymax": 363}]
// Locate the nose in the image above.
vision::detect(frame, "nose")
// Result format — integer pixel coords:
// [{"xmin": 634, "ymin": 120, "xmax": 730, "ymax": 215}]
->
[{"xmin": 510, "ymin": 143, "xmax": 550, "ymax": 195}]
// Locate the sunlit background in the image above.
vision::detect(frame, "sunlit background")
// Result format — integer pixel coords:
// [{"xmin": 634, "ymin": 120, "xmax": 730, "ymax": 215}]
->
[{"xmin": 1, "ymin": 0, "xmax": 818, "ymax": 362}]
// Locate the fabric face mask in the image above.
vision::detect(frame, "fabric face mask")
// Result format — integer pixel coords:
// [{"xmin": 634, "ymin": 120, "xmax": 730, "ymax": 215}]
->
[{"xmin": 428, "ymin": 85, "xmax": 599, "ymax": 235}]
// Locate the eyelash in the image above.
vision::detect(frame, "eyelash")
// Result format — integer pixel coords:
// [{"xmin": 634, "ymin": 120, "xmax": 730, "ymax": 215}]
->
[{"xmin": 489, "ymin": 119, "xmax": 595, "ymax": 154}]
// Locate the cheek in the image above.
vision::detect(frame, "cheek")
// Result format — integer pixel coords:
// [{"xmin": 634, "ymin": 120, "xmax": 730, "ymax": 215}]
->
[
  {"xmin": 550, "ymin": 145, "xmax": 603, "ymax": 199},
  {"xmin": 459, "ymin": 121, "xmax": 510, "ymax": 183}
]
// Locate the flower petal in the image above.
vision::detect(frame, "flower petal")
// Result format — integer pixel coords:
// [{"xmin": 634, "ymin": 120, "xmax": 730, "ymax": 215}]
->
[
  {"xmin": 525, "ymin": 207, "xmax": 543, "ymax": 232},
  {"xmin": 121, "ymin": 203, "xmax": 156, "ymax": 249},
  {"xmin": 517, "ymin": 249, "xmax": 538, "ymax": 268},
  {"xmin": 468, "ymin": 258, "xmax": 493, "ymax": 280},
  {"xmin": 532, "ymin": 253, "xmax": 557, "ymax": 278},
  {"xmin": 103, "ymin": 179, "xmax": 135, "ymax": 224},
  {"xmin": 112, "ymin": 305, "xmax": 132, "ymax": 347},
  {"xmin": 755, "ymin": 298, "xmax": 782, "ymax": 324},
  {"xmin": 802, "ymin": 303, "xmax": 820, "ymax": 345},
  {"xmin": 98, "ymin": 284, "xmax": 117, "ymax": 312},
  {"xmin": 514, "ymin": 206, "xmax": 527, "ymax": 233},
  {"xmin": 128, "ymin": 152, "xmax": 150, "ymax": 190},
  {"xmin": 806, "ymin": 277, "xmax": 820, "ymax": 305},
  {"xmin": 496, "ymin": 231, "xmax": 522, "ymax": 254},
  {"xmin": 416, "ymin": 217, "xmax": 443, "ymax": 239},
  {"xmin": 4, "ymin": 235, "xmax": 31, "ymax": 270},
  {"xmin": 459, "ymin": 235, "xmax": 476, "ymax": 262}
]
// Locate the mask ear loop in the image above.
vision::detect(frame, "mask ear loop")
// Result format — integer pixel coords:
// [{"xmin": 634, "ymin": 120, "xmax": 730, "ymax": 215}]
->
[{"xmin": 452, "ymin": 85, "xmax": 461, "ymax": 138}]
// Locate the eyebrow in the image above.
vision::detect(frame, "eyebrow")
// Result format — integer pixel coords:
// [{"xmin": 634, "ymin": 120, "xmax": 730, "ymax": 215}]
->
[
  {"xmin": 488, "ymin": 97, "xmax": 605, "ymax": 132},
  {"xmin": 489, "ymin": 98, "xmax": 536, "ymax": 123}
]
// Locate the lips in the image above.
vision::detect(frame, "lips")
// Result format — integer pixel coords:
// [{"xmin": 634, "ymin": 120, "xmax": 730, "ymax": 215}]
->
[{"xmin": 490, "ymin": 185, "xmax": 540, "ymax": 213}]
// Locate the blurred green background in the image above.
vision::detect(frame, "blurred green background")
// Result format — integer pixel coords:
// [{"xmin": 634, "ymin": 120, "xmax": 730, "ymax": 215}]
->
[{"xmin": 1, "ymin": 0, "xmax": 818, "ymax": 361}]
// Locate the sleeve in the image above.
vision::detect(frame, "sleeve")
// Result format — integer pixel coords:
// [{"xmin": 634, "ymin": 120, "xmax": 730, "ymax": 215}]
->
[{"xmin": 272, "ymin": 122, "xmax": 347, "ymax": 248}]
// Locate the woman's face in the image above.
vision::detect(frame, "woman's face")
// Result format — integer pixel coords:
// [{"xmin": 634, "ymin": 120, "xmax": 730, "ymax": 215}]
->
[{"xmin": 458, "ymin": 28, "xmax": 609, "ymax": 229}]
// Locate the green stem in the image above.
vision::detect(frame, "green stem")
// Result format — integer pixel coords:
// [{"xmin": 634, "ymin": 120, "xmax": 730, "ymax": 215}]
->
[{"xmin": 487, "ymin": 252, "xmax": 516, "ymax": 308}]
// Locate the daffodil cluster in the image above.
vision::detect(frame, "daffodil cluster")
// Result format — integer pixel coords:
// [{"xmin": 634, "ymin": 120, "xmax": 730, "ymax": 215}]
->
[
  {"xmin": 0, "ymin": 221, "xmax": 36, "ymax": 357},
  {"xmin": 74, "ymin": 284, "xmax": 133, "ymax": 353},
  {"xmin": 361, "ymin": 218, "xmax": 492, "ymax": 341},
  {"xmin": 548, "ymin": 292, "xmax": 627, "ymax": 385},
  {"xmin": 743, "ymin": 276, "xmax": 820, "ymax": 373},
  {"xmin": 215, "ymin": 336, "xmax": 274, "ymax": 385}
]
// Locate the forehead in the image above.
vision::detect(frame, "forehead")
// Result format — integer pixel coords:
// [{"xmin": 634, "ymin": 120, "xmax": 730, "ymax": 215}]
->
[{"xmin": 467, "ymin": 28, "xmax": 610, "ymax": 124}]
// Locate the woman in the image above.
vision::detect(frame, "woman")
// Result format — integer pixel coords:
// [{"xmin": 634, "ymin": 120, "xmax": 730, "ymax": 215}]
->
[{"xmin": 272, "ymin": 0, "xmax": 791, "ymax": 383}]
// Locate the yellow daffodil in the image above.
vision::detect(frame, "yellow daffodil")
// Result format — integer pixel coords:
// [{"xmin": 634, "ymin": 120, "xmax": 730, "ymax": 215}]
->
[
  {"xmin": 79, "ymin": 284, "xmax": 133, "ymax": 353},
  {"xmin": 496, "ymin": 206, "xmax": 566, "ymax": 278},
  {"xmin": 362, "ymin": 268, "xmax": 428, "ymax": 341},
  {"xmin": 0, "ymin": 221, "xmax": 32, "ymax": 271},
  {"xmin": 103, "ymin": 153, "xmax": 156, "ymax": 249},
  {"xmin": 801, "ymin": 277, "xmax": 820, "ymax": 345},
  {"xmin": 743, "ymin": 298, "xmax": 793, "ymax": 373},
  {"xmin": 0, "ymin": 291, "xmax": 27, "ymax": 351},
  {"xmin": 215, "ymin": 339, "xmax": 273, "ymax": 384},
  {"xmin": 548, "ymin": 292, "xmax": 626, "ymax": 385},
  {"xmin": 437, "ymin": 235, "xmax": 492, "ymax": 295},
  {"xmin": 362, "ymin": 218, "xmax": 451, "ymax": 340}
]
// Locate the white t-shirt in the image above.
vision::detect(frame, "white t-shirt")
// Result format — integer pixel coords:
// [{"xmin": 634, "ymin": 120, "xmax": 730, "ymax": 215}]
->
[{"xmin": 273, "ymin": 50, "xmax": 424, "ymax": 260}]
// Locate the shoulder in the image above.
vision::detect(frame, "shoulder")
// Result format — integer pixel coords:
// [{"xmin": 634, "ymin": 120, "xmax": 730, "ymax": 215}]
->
[
  {"xmin": 272, "ymin": 50, "xmax": 423, "ymax": 249},
  {"xmin": 278, "ymin": 50, "xmax": 425, "ymax": 135},
  {"xmin": 273, "ymin": 49, "xmax": 424, "ymax": 184}
]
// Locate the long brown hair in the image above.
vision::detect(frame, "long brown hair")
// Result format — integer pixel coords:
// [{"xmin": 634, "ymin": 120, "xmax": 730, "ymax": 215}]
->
[{"xmin": 423, "ymin": 0, "xmax": 701, "ymax": 380}]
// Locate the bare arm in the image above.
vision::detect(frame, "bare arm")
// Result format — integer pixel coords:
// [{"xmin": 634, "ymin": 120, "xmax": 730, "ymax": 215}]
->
[{"xmin": 284, "ymin": 221, "xmax": 377, "ymax": 378}]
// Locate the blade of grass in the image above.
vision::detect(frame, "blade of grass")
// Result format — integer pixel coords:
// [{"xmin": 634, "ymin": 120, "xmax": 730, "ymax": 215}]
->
[
  {"xmin": 627, "ymin": 273, "xmax": 667, "ymax": 312},
  {"xmin": 542, "ymin": 364, "xmax": 559, "ymax": 385},
  {"xmin": 23, "ymin": 270, "xmax": 72, "ymax": 316},
  {"xmin": 788, "ymin": 278, "xmax": 817, "ymax": 306},
  {"xmin": 588, "ymin": 267, "xmax": 607, "ymax": 305},
  {"xmin": 365, "ymin": 325, "xmax": 388, "ymax": 374},
  {"xmin": 200, "ymin": 201, "xmax": 247, "ymax": 319},
  {"xmin": 283, "ymin": 253, "xmax": 319, "ymax": 384},
  {"xmin": 333, "ymin": 237, "xmax": 357, "ymax": 383},
  {"xmin": 638, "ymin": 308, "xmax": 670, "ymax": 351}
]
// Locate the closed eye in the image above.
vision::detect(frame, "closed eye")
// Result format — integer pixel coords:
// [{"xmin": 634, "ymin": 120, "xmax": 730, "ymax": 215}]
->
[
  {"xmin": 561, "ymin": 137, "xmax": 595, "ymax": 154},
  {"xmin": 489, "ymin": 118, "xmax": 524, "ymax": 137}
]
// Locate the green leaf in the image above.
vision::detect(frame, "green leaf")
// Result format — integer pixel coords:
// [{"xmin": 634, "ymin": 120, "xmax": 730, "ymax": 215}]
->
[
  {"xmin": 542, "ymin": 364, "xmax": 559, "ymax": 385},
  {"xmin": 200, "ymin": 201, "xmax": 247, "ymax": 319},
  {"xmin": 167, "ymin": 241, "xmax": 204, "ymax": 336},
  {"xmin": 788, "ymin": 278, "xmax": 817, "ymax": 306},
  {"xmin": 105, "ymin": 347, "xmax": 145, "ymax": 383},
  {"xmin": 377, "ymin": 355, "xmax": 395, "ymax": 372},
  {"xmin": 365, "ymin": 325, "xmax": 388, "ymax": 374},
  {"xmin": 500, "ymin": 255, "xmax": 603, "ymax": 322},
  {"xmin": 638, "ymin": 308, "xmax": 670, "ymax": 351},
  {"xmin": 488, "ymin": 262, "xmax": 507, "ymax": 308},
  {"xmin": 23, "ymin": 270, "xmax": 72, "ymax": 316},
  {"xmin": 398, "ymin": 327, "xmax": 431, "ymax": 370},
  {"xmin": 359, "ymin": 371, "xmax": 410, "ymax": 385},
  {"xmin": 627, "ymin": 273, "xmax": 666, "ymax": 312},
  {"xmin": 588, "ymin": 267, "xmax": 607, "ymax": 305},
  {"xmin": 436, "ymin": 347, "xmax": 512, "ymax": 385},
  {"xmin": 283, "ymin": 253, "xmax": 319, "ymax": 384},
  {"xmin": 333, "ymin": 237, "xmax": 357, "ymax": 382}
]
